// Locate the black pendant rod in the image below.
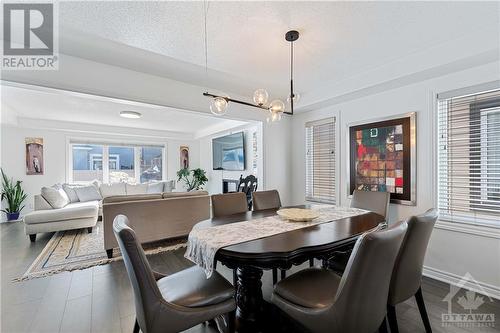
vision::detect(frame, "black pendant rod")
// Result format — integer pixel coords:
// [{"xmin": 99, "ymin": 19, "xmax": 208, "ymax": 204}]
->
[{"xmin": 203, "ymin": 92, "xmax": 269, "ymax": 111}]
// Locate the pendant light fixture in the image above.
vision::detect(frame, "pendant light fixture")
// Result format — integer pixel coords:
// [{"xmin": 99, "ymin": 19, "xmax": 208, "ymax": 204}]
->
[{"xmin": 202, "ymin": 10, "xmax": 300, "ymax": 122}]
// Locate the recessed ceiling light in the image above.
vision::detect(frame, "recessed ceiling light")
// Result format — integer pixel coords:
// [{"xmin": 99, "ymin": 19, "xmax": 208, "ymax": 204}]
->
[{"xmin": 120, "ymin": 111, "xmax": 142, "ymax": 119}]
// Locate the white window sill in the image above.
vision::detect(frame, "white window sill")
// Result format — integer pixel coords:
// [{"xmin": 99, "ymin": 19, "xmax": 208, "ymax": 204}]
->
[{"xmin": 435, "ymin": 218, "xmax": 500, "ymax": 239}]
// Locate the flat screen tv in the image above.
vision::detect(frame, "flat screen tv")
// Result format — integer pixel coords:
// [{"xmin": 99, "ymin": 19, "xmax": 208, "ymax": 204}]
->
[{"xmin": 212, "ymin": 132, "xmax": 245, "ymax": 171}]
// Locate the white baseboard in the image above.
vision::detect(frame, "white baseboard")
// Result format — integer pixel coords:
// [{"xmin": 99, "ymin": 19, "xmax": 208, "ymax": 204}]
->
[{"xmin": 423, "ymin": 266, "xmax": 500, "ymax": 300}]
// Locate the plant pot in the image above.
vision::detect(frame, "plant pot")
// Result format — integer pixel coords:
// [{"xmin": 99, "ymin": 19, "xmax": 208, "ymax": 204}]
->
[{"xmin": 6, "ymin": 212, "xmax": 20, "ymax": 221}]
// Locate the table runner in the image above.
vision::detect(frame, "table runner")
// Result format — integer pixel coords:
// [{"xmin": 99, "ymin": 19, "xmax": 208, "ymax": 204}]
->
[{"xmin": 185, "ymin": 206, "xmax": 369, "ymax": 277}]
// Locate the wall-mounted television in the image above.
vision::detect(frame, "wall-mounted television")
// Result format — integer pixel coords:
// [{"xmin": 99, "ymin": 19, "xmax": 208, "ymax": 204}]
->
[{"xmin": 212, "ymin": 132, "xmax": 245, "ymax": 171}]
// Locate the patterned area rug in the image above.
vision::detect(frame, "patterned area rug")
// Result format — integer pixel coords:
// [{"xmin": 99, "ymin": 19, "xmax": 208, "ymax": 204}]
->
[{"xmin": 15, "ymin": 221, "xmax": 187, "ymax": 281}]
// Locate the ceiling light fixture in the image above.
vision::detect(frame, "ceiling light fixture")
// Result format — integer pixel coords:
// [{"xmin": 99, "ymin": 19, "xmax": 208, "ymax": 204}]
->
[
  {"xmin": 201, "ymin": 3, "xmax": 299, "ymax": 121},
  {"xmin": 120, "ymin": 111, "xmax": 142, "ymax": 119}
]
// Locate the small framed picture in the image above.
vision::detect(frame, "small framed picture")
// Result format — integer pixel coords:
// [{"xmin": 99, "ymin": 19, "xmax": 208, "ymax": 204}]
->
[{"xmin": 26, "ymin": 137, "xmax": 44, "ymax": 175}]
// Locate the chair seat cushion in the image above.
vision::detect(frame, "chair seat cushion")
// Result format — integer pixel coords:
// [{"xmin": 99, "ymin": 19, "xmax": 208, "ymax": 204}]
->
[
  {"xmin": 24, "ymin": 201, "xmax": 99, "ymax": 224},
  {"xmin": 274, "ymin": 268, "xmax": 341, "ymax": 309},
  {"xmin": 157, "ymin": 266, "xmax": 234, "ymax": 308}
]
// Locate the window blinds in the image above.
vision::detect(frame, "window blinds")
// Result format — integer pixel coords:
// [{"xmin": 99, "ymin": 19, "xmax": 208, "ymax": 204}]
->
[
  {"xmin": 305, "ymin": 118, "xmax": 336, "ymax": 204},
  {"xmin": 437, "ymin": 88, "xmax": 500, "ymax": 224}
]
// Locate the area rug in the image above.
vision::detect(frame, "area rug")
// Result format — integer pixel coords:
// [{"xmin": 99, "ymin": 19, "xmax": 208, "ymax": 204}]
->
[{"xmin": 15, "ymin": 221, "xmax": 187, "ymax": 281}]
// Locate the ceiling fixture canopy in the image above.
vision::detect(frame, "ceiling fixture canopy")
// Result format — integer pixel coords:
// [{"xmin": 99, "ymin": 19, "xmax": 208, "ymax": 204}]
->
[
  {"xmin": 201, "ymin": 3, "xmax": 299, "ymax": 122},
  {"xmin": 119, "ymin": 111, "xmax": 142, "ymax": 119}
]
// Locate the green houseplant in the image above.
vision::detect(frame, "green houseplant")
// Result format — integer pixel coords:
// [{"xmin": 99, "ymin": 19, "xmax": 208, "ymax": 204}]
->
[
  {"xmin": 177, "ymin": 168, "xmax": 208, "ymax": 191},
  {"xmin": 1, "ymin": 169, "xmax": 28, "ymax": 221}
]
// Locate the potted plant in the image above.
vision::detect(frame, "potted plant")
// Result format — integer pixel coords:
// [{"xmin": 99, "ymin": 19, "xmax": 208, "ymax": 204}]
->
[
  {"xmin": 1, "ymin": 169, "xmax": 28, "ymax": 221},
  {"xmin": 177, "ymin": 168, "xmax": 208, "ymax": 191}
]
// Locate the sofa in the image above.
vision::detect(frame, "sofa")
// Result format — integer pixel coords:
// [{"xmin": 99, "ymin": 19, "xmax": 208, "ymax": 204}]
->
[
  {"xmin": 23, "ymin": 180, "xmax": 176, "ymax": 242},
  {"xmin": 102, "ymin": 190, "xmax": 210, "ymax": 258}
]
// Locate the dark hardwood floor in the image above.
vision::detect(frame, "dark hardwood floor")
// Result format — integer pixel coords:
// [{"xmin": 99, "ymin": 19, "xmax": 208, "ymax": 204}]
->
[{"xmin": 1, "ymin": 220, "xmax": 499, "ymax": 333}]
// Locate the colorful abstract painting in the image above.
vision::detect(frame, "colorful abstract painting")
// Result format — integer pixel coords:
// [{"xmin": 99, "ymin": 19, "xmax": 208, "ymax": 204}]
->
[{"xmin": 349, "ymin": 114, "xmax": 416, "ymax": 205}]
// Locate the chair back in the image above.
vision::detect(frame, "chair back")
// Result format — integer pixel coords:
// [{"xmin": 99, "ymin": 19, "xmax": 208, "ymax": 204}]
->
[
  {"xmin": 211, "ymin": 192, "xmax": 248, "ymax": 217},
  {"xmin": 252, "ymin": 190, "xmax": 281, "ymax": 211},
  {"xmin": 332, "ymin": 221, "xmax": 407, "ymax": 332},
  {"xmin": 350, "ymin": 190, "xmax": 390, "ymax": 218},
  {"xmin": 389, "ymin": 209, "xmax": 438, "ymax": 305},
  {"xmin": 113, "ymin": 215, "xmax": 164, "ymax": 333}
]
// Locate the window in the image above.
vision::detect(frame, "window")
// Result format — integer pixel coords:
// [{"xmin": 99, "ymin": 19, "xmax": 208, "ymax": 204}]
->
[
  {"xmin": 70, "ymin": 141, "xmax": 164, "ymax": 184},
  {"xmin": 305, "ymin": 118, "xmax": 336, "ymax": 204},
  {"xmin": 437, "ymin": 88, "xmax": 500, "ymax": 225},
  {"xmin": 72, "ymin": 144, "xmax": 104, "ymax": 182}
]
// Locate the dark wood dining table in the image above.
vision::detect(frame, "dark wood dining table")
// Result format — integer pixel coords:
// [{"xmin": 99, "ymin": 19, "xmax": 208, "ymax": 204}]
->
[{"xmin": 193, "ymin": 205, "xmax": 385, "ymax": 332}]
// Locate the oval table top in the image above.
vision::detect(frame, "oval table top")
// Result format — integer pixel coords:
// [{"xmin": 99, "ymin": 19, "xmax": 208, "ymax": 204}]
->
[{"xmin": 194, "ymin": 205, "xmax": 385, "ymax": 270}]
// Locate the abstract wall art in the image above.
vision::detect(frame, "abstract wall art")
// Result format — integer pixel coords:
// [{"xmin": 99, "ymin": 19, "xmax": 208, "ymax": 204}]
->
[
  {"xmin": 26, "ymin": 137, "xmax": 44, "ymax": 175},
  {"xmin": 348, "ymin": 113, "xmax": 416, "ymax": 205}
]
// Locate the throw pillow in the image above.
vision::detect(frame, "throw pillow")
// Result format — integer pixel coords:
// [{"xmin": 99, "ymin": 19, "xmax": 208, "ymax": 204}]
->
[
  {"xmin": 147, "ymin": 182, "xmax": 164, "ymax": 194},
  {"xmin": 41, "ymin": 185, "xmax": 70, "ymax": 209},
  {"xmin": 62, "ymin": 184, "xmax": 83, "ymax": 203},
  {"xmin": 99, "ymin": 182, "xmax": 126, "ymax": 198},
  {"xmin": 126, "ymin": 183, "xmax": 148, "ymax": 195},
  {"xmin": 75, "ymin": 185, "xmax": 102, "ymax": 202},
  {"xmin": 163, "ymin": 180, "xmax": 176, "ymax": 192}
]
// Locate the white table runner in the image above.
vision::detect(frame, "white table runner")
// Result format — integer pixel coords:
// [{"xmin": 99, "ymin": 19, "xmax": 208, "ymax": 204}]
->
[{"xmin": 184, "ymin": 206, "xmax": 369, "ymax": 277}]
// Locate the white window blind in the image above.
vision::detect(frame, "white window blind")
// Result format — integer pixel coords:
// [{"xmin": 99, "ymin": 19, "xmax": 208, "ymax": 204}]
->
[
  {"xmin": 438, "ymin": 88, "xmax": 500, "ymax": 225},
  {"xmin": 305, "ymin": 118, "xmax": 336, "ymax": 204}
]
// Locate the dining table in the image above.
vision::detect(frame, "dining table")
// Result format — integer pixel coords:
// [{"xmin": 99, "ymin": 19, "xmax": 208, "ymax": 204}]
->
[{"xmin": 190, "ymin": 205, "xmax": 385, "ymax": 332}]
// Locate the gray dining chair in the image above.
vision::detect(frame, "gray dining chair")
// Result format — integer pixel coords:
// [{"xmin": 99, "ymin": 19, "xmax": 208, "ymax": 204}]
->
[
  {"xmin": 211, "ymin": 192, "xmax": 248, "ymax": 218},
  {"xmin": 113, "ymin": 215, "xmax": 236, "ymax": 333},
  {"xmin": 351, "ymin": 189, "xmax": 391, "ymax": 219},
  {"xmin": 252, "ymin": 190, "xmax": 282, "ymax": 211},
  {"xmin": 387, "ymin": 209, "xmax": 438, "ymax": 333},
  {"xmin": 271, "ymin": 221, "xmax": 407, "ymax": 333},
  {"xmin": 325, "ymin": 189, "xmax": 391, "ymax": 273}
]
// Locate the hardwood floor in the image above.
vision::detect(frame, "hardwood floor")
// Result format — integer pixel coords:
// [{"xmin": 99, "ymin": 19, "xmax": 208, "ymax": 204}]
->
[{"xmin": 1, "ymin": 220, "xmax": 499, "ymax": 333}]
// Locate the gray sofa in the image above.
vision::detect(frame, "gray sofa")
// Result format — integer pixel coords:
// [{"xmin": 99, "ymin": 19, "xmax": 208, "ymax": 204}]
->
[{"xmin": 23, "ymin": 180, "xmax": 176, "ymax": 242}]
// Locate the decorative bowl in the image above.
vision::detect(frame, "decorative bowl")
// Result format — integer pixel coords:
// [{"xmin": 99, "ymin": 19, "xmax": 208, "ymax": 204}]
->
[{"xmin": 277, "ymin": 208, "xmax": 320, "ymax": 222}]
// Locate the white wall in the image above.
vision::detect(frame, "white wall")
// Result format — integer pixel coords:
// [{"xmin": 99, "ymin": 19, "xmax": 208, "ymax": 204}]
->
[
  {"xmin": 291, "ymin": 61, "xmax": 500, "ymax": 297},
  {"xmin": 198, "ymin": 122, "xmax": 263, "ymax": 195},
  {"xmin": 0, "ymin": 119, "xmax": 200, "ymax": 220}
]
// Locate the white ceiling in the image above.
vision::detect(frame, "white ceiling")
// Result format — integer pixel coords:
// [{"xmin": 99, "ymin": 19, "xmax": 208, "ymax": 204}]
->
[
  {"xmin": 57, "ymin": 1, "xmax": 500, "ymax": 107},
  {"xmin": 1, "ymin": 85, "xmax": 247, "ymax": 137}
]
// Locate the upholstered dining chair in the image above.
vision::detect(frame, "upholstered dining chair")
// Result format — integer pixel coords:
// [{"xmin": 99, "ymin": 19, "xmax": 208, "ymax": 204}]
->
[
  {"xmin": 271, "ymin": 221, "xmax": 407, "ymax": 333},
  {"xmin": 387, "ymin": 209, "xmax": 438, "ymax": 333},
  {"xmin": 211, "ymin": 192, "xmax": 248, "ymax": 218},
  {"xmin": 325, "ymin": 189, "xmax": 391, "ymax": 273},
  {"xmin": 113, "ymin": 215, "xmax": 236, "ymax": 333},
  {"xmin": 351, "ymin": 189, "xmax": 391, "ymax": 219},
  {"xmin": 252, "ymin": 190, "xmax": 282, "ymax": 211}
]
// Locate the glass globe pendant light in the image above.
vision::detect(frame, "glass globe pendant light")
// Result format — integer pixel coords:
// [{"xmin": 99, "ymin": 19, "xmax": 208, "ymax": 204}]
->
[
  {"xmin": 268, "ymin": 99, "xmax": 285, "ymax": 122},
  {"xmin": 253, "ymin": 89, "xmax": 269, "ymax": 106},
  {"xmin": 210, "ymin": 96, "xmax": 228, "ymax": 115},
  {"xmin": 287, "ymin": 93, "xmax": 300, "ymax": 105}
]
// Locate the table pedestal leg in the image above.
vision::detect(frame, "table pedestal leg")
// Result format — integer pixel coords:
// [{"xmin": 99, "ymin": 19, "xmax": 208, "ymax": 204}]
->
[{"xmin": 235, "ymin": 266, "xmax": 264, "ymax": 332}]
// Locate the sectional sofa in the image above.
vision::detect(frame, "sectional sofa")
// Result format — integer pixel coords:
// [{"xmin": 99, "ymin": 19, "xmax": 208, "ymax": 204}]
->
[{"xmin": 23, "ymin": 180, "xmax": 176, "ymax": 241}]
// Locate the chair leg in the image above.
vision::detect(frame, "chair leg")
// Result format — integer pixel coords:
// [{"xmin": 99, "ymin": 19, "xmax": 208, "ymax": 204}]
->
[
  {"xmin": 233, "ymin": 269, "xmax": 237, "ymax": 286},
  {"xmin": 29, "ymin": 234, "xmax": 36, "ymax": 242},
  {"xmin": 106, "ymin": 249, "xmax": 113, "ymax": 259},
  {"xmin": 387, "ymin": 305, "xmax": 399, "ymax": 333},
  {"xmin": 280, "ymin": 269, "xmax": 286, "ymax": 280},
  {"xmin": 87, "ymin": 227, "xmax": 93, "ymax": 233},
  {"xmin": 272, "ymin": 268, "xmax": 278, "ymax": 285},
  {"xmin": 309, "ymin": 258, "xmax": 314, "ymax": 267},
  {"xmin": 228, "ymin": 310, "xmax": 235, "ymax": 333},
  {"xmin": 378, "ymin": 317, "xmax": 389, "ymax": 333},
  {"xmin": 415, "ymin": 287, "xmax": 432, "ymax": 333},
  {"xmin": 133, "ymin": 318, "xmax": 140, "ymax": 333}
]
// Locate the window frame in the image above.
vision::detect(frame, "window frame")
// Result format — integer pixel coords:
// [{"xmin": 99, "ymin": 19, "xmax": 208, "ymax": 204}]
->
[
  {"xmin": 66, "ymin": 137, "xmax": 167, "ymax": 184},
  {"xmin": 436, "ymin": 89, "xmax": 500, "ymax": 228}
]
